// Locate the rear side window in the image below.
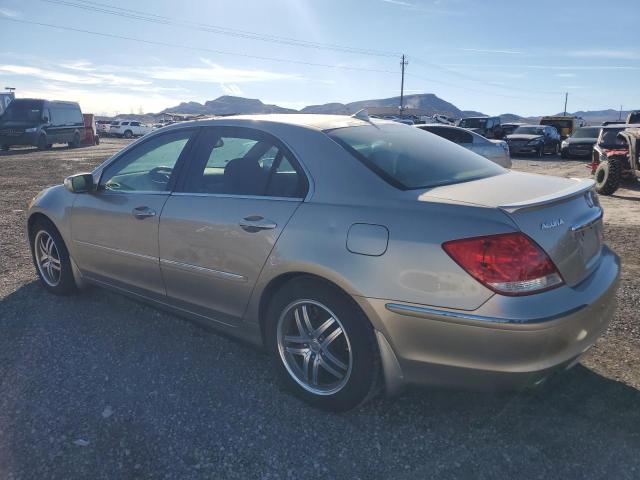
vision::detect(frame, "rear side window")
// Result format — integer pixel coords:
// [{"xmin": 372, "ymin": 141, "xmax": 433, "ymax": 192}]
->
[
  {"xmin": 182, "ymin": 126, "xmax": 308, "ymax": 198},
  {"xmin": 326, "ymin": 123, "xmax": 503, "ymax": 190}
]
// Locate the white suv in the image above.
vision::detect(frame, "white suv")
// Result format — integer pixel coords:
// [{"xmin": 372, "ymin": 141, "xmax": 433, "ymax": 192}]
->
[{"xmin": 109, "ymin": 121, "xmax": 152, "ymax": 138}]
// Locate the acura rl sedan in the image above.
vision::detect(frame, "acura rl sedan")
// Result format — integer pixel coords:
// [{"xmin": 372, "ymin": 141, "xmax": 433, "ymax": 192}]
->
[{"xmin": 27, "ymin": 114, "xmax": 619, "ymax": 411}]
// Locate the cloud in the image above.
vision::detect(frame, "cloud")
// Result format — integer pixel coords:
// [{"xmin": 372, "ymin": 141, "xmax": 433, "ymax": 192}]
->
[
  {"xmin": 0, "ymin": 7, "xmax": 20, "ymax": 18},
  {"xmin": 568, "ymin": 49, "xmax": 640, "ymax": 60},
  {"xmin": 461, "ymin": 48, "xmax": 523, "ymax": 55},
  {"xmin": 555, "ymin": 73, "xmax": 575, "ymax": 77},
  {"xmin": 442, "ymin": 63, "xmax": 640, "ymax": 71},
  {"xmin": 380, "ymin": 0, "xmax": 413, "ymax": 5},
  {"xmin": 0, "ymin": 64, "xmax": 152, "ymax": 87},
  {"xmin": 61, "ymin": 61, "xmax": 95, "ymax": 72},
  {"xmin": 220, "ymin": 83, "xmax": 243, "ymax": 95},
  {"xmin": 148, "ymin": 60, "xmax": 299, "ymax": 84}
]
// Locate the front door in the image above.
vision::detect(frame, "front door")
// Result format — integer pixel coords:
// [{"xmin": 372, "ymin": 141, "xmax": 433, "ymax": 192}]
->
[
  {"xmin": 71, "ymin": 128, "xmax": 196, "ymax": 296},
  {"xmin": 159, "ymin": 126, "xmax": 308, "ymax": 324}
]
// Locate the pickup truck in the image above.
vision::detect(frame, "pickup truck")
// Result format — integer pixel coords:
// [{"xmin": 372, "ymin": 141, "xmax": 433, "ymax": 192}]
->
[{"xmin": 109, "ymin": 121, "xmax": 152, "ymax": 138}]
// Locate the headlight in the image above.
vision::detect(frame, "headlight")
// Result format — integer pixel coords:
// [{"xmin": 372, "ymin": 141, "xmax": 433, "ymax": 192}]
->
[
  {"xmin": 25, "ymin": 127, "xmax": 38, "ymax": 133},
  {"xmin": 561, "ymin": 140, "xmax": 568, "ymax": 148}
]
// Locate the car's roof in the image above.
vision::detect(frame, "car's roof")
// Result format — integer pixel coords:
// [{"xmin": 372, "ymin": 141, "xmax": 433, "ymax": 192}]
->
[{"xmin": 163, "ymin": 114, "xmax": 395, "ymax": 132}]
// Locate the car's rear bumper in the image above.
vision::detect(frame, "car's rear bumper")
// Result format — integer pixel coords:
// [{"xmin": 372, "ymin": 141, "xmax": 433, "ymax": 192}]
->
[{"xmin": 355, "ymin": 246, "xmax": 620, "ymax": 394}]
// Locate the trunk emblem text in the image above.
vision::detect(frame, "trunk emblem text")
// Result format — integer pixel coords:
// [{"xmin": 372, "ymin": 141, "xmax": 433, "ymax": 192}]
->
[{"xmin": 541, "ymin": 219, "xmax": 565, "ymax": 230}]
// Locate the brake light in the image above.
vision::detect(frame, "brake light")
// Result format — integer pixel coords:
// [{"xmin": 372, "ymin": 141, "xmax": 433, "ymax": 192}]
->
[{"xmin": 442, "ymin": 232, "xmax": 563, "ymax": 296}]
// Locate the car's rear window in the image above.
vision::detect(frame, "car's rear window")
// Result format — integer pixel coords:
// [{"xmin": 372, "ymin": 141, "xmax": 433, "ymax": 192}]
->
[{"xmin": 325, "ymin": 123, "xmax": 503, "ymax": 190}]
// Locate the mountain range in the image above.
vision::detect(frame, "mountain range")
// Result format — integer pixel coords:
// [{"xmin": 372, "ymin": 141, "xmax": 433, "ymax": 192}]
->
[{"xmin": 110, "ymin": 94, "xmax": 631, "ymax": 125}]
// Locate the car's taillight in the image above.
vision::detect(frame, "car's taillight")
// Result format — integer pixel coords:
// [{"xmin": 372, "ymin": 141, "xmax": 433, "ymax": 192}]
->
[{"xmin": 442, "ymin": 232, "xmax": 563, "ymax": 296}]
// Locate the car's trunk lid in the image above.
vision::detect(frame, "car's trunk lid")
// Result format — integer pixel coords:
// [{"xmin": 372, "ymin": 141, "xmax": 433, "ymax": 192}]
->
[{"xmin": 420, "ymin": 171, "xmax": 604, "ymax": 286}]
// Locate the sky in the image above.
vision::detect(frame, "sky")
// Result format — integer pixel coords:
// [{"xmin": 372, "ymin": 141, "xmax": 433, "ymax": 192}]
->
[{"xmin": 0, "ymin": 0, "xmax": 639, "ymax": 116}]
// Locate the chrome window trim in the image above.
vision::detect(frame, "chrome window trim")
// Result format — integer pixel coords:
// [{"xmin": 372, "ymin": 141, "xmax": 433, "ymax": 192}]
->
[
  {"xmin": 160, "ymin": 258, "xmax": 247, "ymax": 282},
  {"xmin": 170, "ymin": 192, "xmax": 303, "ymax": 202},
  {"xmin": 385, "ymin": 303, "xmax": 585, "ymax": 326}
]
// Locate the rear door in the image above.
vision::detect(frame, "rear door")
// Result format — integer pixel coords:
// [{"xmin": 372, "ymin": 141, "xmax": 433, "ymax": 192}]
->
[
  {"xmin": 158, "ymin": 126, "xmax": 308, "ymax": 324},
  {"xmin": 71, "ymin": 128, "xmax": 197, "ymax": 295}
]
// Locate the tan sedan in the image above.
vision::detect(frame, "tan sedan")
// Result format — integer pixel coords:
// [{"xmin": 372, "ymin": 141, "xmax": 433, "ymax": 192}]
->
[{"xmin": 27, "ymin": 114, "xmax": 619, "ymax": 411}]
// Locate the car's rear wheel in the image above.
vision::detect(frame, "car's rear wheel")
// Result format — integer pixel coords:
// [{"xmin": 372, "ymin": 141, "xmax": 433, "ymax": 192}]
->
[
  {"xmin": 37, "ymin": 134, "xmax": 48, "ymax": 151},
  {"xmin": 123, "ymin": 130, "xmax": 133, "ymax": 139},
  {"xmin": 68, "ymin": 132, "xmax": 80, "ymax": 148},
  {"xmin": 595, "ymin": 158, "xmax": 621, "ymax": 195},
  {"xmin": 265, "ymin": 277, "xmax": 380, "ymax": 411},
  {"xmin": 29, "ymin": 218, "xmax": 77, "ymax": 295}
]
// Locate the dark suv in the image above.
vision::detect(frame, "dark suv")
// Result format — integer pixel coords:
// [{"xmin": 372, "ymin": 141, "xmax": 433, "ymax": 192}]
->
[
  {"xmin": 458, "ymin": 116, "xmax": 502, "ymax": 139},
  {"xmin": 0, "ymin": 98, "xmax": 85, "ymax": 151}
]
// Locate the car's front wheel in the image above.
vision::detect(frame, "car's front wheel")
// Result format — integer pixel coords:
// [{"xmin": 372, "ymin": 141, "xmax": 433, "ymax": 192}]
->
[
  {"xmin": 29, "ymin": 218, "xmax": 77, "ymax": 295},
  {"xmin": 265, "ymin": 277, "xmax": 380, "ymax": 411}
]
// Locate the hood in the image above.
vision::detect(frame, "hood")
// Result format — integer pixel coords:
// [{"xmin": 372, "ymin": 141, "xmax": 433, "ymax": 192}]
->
[
  {"xmin": 506, "ymin": 134, "xmax": 542, "ymax": 142},
  {"xmin": 468, "ymin": 127, "xmax": 483, "ymax": 134},
  {"xmin": 565, "ymin": 137, "xmax": 597, "ymax": 145}
]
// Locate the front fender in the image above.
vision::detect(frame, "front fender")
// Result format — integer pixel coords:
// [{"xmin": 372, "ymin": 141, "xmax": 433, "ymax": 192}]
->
[{"xmin": 26, "ymin": 185, "xmax": 77, "ymax": 251}]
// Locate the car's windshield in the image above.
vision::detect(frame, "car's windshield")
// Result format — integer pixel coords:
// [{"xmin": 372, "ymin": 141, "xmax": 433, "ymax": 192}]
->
[
  {"xmin": 326, "ymin": 123, "xmax": 503, "ymax": 190},
  {"xmin": 513, "ymin": 126, "xmax": 545, "ymax": 135},
  {"xmin": 600, "ymin": 129, "xmax": 626, "ymax": 147},
  {"xmin": 458, "ymin": 118, "xmax": 487, "ymax": 128},
  {"xmin": 0, "ymin": 99, "xmax": 44, "ymax": 124},
  {"xmin": 572, "ymin": 127, "xmax": 600, "ymax": 139}
]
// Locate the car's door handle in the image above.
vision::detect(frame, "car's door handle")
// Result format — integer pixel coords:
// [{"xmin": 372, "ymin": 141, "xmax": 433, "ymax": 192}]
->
[
  {"xmin": 132, "ymin": 206, "xmax": 156, "ymax": 219},
  {"xmin": 239, "ymin": 215, "xmax": 277, "ymax": 231}
]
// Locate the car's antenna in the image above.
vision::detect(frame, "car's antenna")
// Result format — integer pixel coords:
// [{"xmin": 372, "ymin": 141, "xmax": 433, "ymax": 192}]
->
[{"xmin": 351, "ymin": 108, "xmax": 378, "ymax": 127}]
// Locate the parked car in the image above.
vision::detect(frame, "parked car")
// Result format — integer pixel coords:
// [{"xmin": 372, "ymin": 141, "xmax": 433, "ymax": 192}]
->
[
  {"xmin": 0, "ymin": 98, "xmax": 85, "ymax": 151},
  {"xmin": 539, "ymin": 115, "xmax": 585, "ymax": 140},
  {"xmin": 415, "ymin": 124, "xmax": 511, "ymax": 167},
  {"xmin": 109, "ymin": 120, "xmax": 153, "ymax": 138},
  {"xmin": 458, "ymin": 116, "xmax": 502, "ymax": 139},
  {"xmin": 506, "ymin": 124, "xmax": 561, "ymax": 157},
  {"xmin": 500, "ymin": 122, "xmax": 525, "ymax": 137},
  {"xmin": 27, "ymin": 114, "xmax": 618, "ymax": 411},
  {"xmin": 560, "ymin": 126, "xmax": 601, "ymax": 158},
  {"xmin": 96, "ymin": 120, "xmax": 111, "ymax": 136}
]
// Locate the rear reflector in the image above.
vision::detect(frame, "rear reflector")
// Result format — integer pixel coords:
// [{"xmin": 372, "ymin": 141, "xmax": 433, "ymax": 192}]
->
[{"xmin": 442, "ymin": 232, "xmax": 563, "ymax": 296}]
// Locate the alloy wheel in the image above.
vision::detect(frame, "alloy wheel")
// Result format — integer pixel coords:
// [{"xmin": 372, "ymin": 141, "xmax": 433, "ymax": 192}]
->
[
  {"xmin": 34, "ymin": 230, "xmax": 61, "ymax": 287},
  {"xmin": 277, "ymin": 300, "xmax": 353, "ymax": 395}
]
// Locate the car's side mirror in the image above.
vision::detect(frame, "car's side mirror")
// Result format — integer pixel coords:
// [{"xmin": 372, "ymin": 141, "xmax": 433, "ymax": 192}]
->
[
  {"xmin": 64, "ymin": 173, "xmax": 94, "ymax": 193},
  {"xmin": 42, "ymin": 116, "xmax": 49, "ymax": 123}
]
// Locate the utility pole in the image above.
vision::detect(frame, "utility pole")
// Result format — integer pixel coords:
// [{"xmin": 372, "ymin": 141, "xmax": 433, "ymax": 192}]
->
[
  {"xmin": 399, "ymin": 54, "xmax": 408, "ymax": 118},
  {"xmin": 563, "ymin": 92, "xmax": 568, "ymax": 116},
  {"xmin": 619, "ymin": 105, "xmax": 623, "ymax": 121}
]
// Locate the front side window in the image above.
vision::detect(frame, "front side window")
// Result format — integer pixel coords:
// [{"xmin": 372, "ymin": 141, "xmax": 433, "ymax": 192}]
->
[
  {"xmin": 327, "ymin": 123, "xmax": 503, "ymax": 190},
  {"xmin": 100, "ymin": 129, "xmax": 193, "ymax": 192},
  {"xmin": 183, "ymin": 127, "xmax": 307, "ymax": 198}
]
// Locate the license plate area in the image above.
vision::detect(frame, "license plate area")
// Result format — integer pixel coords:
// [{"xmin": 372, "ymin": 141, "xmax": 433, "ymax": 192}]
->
[{"xmin": 573, "ymin": 218, "xmax": 603, "ymax": 264}]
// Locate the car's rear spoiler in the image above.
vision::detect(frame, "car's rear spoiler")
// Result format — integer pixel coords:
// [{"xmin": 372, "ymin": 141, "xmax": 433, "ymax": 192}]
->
[{"xmin": 498, "ymin": 178, "xmax": 594, "ymax": 213}]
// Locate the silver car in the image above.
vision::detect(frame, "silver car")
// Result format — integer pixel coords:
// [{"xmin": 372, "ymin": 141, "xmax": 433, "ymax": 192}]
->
[
  {"xmin": 27, "ymin": 114, "xmax": 619, "ymax": 411},
  {"xmin": 416, "ymin": 124, "xmax": 512, "ymax": 167}
]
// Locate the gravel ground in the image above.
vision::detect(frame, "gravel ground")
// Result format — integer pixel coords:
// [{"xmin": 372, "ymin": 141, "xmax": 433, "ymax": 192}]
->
[{"xmin": 1, "ymin": 142, "xmax": 639, "ymax": 479}]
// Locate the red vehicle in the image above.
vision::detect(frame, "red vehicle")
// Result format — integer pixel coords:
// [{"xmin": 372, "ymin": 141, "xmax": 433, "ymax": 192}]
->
[{"xmin": 592, "ymin": 125, "xmax": 640, "ymax": 195}]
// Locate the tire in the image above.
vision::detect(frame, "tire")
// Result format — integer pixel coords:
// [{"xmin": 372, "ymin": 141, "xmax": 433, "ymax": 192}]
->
[
  {"xmin": 553, "ymin": 142, "xmax": 560, "ymax": 156},
  {"xmin": 595, "ymin": 158, "xmax": 621, "ymax": 196},
  {"xmin": 37, "ymin": 134, "xmax": 48, "ymax": 151},
  {"xmin": 29, "ymin": 217, "xmax": 77, "ymax": 295},
  {"xmin": 265, "ymin": 276, "xmax": 380, "ymax": 411},
  {"xmin": 123, "ymin": 130, "xmax": 133, "ymax": 139},
  {"xmin": 561, "ymin": 149, "xmax": 569, "ymax": 159},
  {"xmin": 94, "ymin": 135, "xmax": 100, "ymax": 146},
  {"xmin": 68, "ymin": 133, "xmax": 80, "ymax": 149},
  {"xmin": 536, "ymin": 145, "xmax": 544, "ymax": 158}
]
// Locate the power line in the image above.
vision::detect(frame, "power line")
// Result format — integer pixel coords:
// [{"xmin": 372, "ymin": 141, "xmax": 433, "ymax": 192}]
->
[
  {"xmin": 0, "ymin": 17, "xmax": 397, "ymax": 75},
  {"xmin": 41, "ymin": 0, "xmax": 401, "ymax": 58}
]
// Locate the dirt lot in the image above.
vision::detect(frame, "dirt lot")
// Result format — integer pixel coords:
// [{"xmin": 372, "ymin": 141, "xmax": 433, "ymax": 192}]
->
[{"xmin": 1, "ymin": 141, "xmax": 639, "ymax": 479}]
